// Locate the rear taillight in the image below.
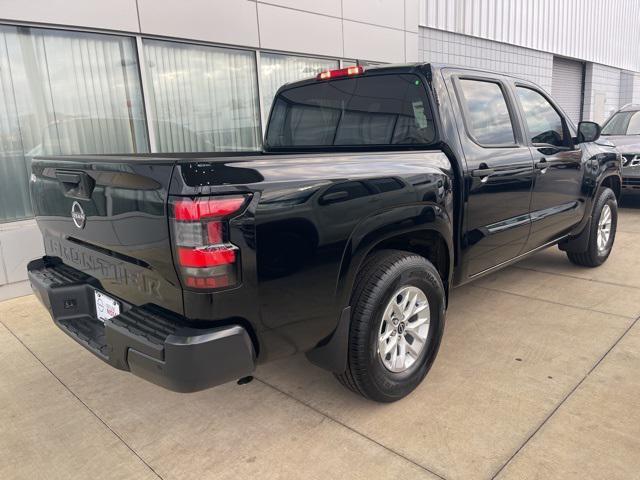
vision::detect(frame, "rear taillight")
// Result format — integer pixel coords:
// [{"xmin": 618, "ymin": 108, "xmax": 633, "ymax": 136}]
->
[{"xmin": 169, "ymin": 195, "xmax": 250, "ymax": 290}]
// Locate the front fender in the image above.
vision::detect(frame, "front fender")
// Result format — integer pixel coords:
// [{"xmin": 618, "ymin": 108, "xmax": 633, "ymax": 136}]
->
[{"xmin": 570, "ymin": 144, "xmax": 621, "ymax": 236}]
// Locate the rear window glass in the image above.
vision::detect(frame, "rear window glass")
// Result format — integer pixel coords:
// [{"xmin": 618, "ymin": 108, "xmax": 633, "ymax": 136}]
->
[
  {"xmin": 458, "ymin": 79, "xmax": 515, "ymax": 145},
  {"xmin": 265, "ymin": 74, "xmax": 436, "ymax": 148}
]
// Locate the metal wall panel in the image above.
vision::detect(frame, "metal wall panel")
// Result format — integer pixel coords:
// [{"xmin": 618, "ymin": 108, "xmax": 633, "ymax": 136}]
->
[
  {"xmin": 419, "ymin": 0, "xmax": 640, "ymax": 72},
  {"xmin": 583, "ymin": 63, "xmax": 623, "ymax": 123},
  {"xmin": 552, "ymin": 57, "xmax": 584, "ymax": 124},
  {"xmin": 420, "ymin": 27, "xmax": 554, "ymax": 92}
]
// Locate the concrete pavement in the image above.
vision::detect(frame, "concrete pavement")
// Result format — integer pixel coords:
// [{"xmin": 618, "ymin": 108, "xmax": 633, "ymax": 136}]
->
[{"xmin": 1, "ymin": 207, "xmax": 639, "ymax": 480}]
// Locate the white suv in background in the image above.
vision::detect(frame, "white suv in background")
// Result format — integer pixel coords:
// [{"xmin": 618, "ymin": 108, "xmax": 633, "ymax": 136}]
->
[{"xmin": 601, "ymin": 104, "xmax": 640, "ymax": 194}]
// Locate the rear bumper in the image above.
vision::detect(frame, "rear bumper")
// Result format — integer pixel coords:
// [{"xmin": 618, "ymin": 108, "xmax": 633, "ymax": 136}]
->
[{"xmin": 27, "ymin": 257, "xmax": 256, "ymax": 393}]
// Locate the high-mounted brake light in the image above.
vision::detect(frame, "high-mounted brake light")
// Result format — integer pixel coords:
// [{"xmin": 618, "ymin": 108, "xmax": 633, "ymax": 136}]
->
[
  {"xmin": 317, "ymin": 66, "xmax": 364, "ymax": 80},
  {"xmin": 169, "ymin": 194, "xmax": 250, "ymax": 291}
]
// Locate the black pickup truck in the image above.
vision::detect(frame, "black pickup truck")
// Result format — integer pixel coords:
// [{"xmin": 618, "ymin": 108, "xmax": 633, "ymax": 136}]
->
[{"xmin": 28, "ymin": 64, "xmax": 621, "ymax": 402}]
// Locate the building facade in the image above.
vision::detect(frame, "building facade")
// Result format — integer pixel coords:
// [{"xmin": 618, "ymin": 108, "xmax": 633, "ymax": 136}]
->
[{"xmin": 0, "ymin": 0, "xmax": 638, "ymax": 299}]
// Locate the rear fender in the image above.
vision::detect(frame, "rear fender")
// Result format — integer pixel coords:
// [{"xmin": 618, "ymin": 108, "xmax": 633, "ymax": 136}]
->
[
  {"xmin": 337, "ymin": 203, "xmax": 453, "ymax": 308},
  {"xmin": 306, "ymin": 203, "xmax": 453, "ymax": 373}
]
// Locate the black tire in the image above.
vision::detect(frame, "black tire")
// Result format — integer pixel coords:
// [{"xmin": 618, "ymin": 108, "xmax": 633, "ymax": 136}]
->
[
  {"xmin": 567, "ymin": 187, "xmax": 618, "ymax": 267},
  {"xmin": 335, "ymin": 250, "xmax": 446, "ymax": 402}
]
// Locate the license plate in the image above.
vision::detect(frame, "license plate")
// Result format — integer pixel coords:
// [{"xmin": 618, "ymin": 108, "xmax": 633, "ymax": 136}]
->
[{"xmin": 94, "ymin": 291, "xmax": 120, "ymax": 322}]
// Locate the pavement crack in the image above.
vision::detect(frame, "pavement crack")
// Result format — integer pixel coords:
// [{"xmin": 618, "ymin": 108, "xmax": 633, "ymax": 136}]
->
[
  {"xmin": 489, "ymin": 313, "xmax": 640, "ymax": 479},
  {"xmin": 253, "ymin": 376, "xmax": 448, "ymax": 480},
  {"xmin": 0, "ymin": 320, "xmax": 164, "ymax": 480}
]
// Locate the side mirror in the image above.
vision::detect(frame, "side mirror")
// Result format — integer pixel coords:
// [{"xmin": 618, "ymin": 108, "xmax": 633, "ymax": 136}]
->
[{"xmin": 577, "ymin": 121, "xmax": 601, "ymax": 143}]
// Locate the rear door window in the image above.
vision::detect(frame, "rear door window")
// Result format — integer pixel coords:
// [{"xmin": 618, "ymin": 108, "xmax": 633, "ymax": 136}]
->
[
  {"xmin": 266, "ymin": 74, "xmax": 436, "ymax": 148},
  {"xmin": 458, "ymin": 79, "xmax": 516, "ymax": 146}
]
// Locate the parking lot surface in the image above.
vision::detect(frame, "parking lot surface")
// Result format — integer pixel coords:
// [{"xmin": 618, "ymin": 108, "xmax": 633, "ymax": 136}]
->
[{"xmin": 1, "ymin": 205, "xmax": 639, "ymax": 480}]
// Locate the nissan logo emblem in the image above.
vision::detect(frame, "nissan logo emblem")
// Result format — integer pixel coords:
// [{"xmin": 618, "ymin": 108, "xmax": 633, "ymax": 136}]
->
[{"xmin": 71, "ymin": 201, "xmax": 86, "ymax": 229}]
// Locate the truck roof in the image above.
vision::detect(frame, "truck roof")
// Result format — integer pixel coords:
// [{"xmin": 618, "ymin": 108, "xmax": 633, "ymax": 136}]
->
[
  {"xmin": 280, "ymin": 62, "xmax": 544, "ymax": 92},
  {"xmin": 278, "ymin": 62, "xmax": 432, "ymax": 91}
]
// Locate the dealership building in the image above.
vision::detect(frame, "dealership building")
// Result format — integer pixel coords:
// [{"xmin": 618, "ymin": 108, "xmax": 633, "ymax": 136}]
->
[{"xmin": 0, "ymin": 0, "xmax": 639, "ymax": 299}]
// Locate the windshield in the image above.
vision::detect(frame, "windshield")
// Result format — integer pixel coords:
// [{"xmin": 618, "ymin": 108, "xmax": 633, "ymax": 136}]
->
[
  {"xmin": 265, "ymin": 73, "xmax": 437, "ymax": 149},
  {"xmin": 602, "ymin": 110, "xmax": 640, "ymax": 135}
]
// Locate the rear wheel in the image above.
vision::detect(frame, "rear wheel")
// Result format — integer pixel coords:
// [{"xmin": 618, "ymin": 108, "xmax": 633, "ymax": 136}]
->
[
  {"xmin": 335, "ymin": 250, "xmax": 446, "ymax": 402},
  {"xmin": 567, "ymin": 187, "xmax": 618, "ymax": 267}
]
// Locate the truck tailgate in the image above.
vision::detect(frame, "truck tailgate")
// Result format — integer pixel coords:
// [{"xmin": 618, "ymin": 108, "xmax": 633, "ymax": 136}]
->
[{"xmin": 30, "ymin": 156, "xmax": 183, "ymax": 314}]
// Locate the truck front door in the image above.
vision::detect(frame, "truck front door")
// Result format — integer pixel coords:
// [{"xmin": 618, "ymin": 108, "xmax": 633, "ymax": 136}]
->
[{"xmin": 511, "ymin": 84, "xmax": 586, "ymax": 251}]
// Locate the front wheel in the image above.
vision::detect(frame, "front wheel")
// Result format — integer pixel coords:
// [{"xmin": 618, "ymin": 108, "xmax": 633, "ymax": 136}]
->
[
  {"xmin": 335, "ymin": 250, "xmax": 446, "ymax": 402},
  {"xmin": 567, "ymin": 187, "xmax": 618, "ymax": 267}
]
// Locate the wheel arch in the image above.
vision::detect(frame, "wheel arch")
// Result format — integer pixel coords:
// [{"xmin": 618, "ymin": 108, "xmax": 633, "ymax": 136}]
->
[
  {"xmin": 600, "ymin": 174, "xmax": 621, "ymax": 200},
  {"xmin": 365, "ymin": 230, "xmax": 451, "ymax": 300},
  {"xmin": 560, "ymin": 181, "xmax": 619, "ymax": 253},
  {"xmin": 306, "ymin": 205, "xmax": 453, "ymax": 374},
  {"xmin": 337, "ymin": 205, "xmax": 454, "ymax": 310}
]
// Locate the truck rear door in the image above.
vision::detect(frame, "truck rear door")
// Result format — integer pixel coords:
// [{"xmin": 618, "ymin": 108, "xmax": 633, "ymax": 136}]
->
[
  {"xmin": 30, "ymin": 156, "xmax": 183, "ymax": 314},
  {"xmin": 443, "ymin": 69, "xmax": 535, "ymax": 277}
]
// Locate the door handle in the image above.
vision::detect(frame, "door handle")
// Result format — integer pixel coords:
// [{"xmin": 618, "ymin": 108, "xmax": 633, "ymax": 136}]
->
[
  {"xmin": 535, "ymin": 158, "xmax": 548, "ymax": 172},
  {"xmin": 471, "ymin": 165, "xmax": 495, "ymax": 183},
  {"xmin": 471, "ymin": 167, "xmax": 495, "ymax": 177},
  {"xmin": 56, "ymin": 171, "xmax": 82, "ymax": 185},
  {"xmin": 319, "ymin": 190, "xmax": 349, "ymax": 205},
  {"xmin": 55, "ymin": 169, "xmax": 95, "ymax": 199}
]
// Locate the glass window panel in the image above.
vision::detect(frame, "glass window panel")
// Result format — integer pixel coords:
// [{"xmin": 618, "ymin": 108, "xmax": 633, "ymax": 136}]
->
[
  {"xmin": 0, "ymin": 30, "xmax": 31, "ymax": 222},
  {"xmin": 143, "ymin": 39, "xmax": 261, "ymax": 153},
  {"xmin": 516, "ymin": 87, "xmax": 566, "ymax": 147},
  {"xmin": 602, "ymin": 111, "xmax": 632, "ymax": 135},
  {"xmin": 627, "ymin": 111, "xmax": 640, "ymax": 135},
  {"xmin": 0, "ymin": 25, "xmax": 147, "ymax": 223},
  {"xmin": 601, "ymin": 110, "xmax": 640, "ymax": 135},
  {"xmin": 259, "ymin": 52, "xmax": 338, "ymax": 118},
  {"xmin": 458, "ymin": 79, "xmax": 515, "ymax": 145},
  {"xmin": 266, "ymin": 74, "xmax": 436, "ymax": 148}
]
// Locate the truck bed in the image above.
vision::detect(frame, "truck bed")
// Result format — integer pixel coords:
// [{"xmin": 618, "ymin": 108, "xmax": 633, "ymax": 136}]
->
[{"xmin": 30, "ymin": 149, "xmax": 453, "ymax": 362}]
